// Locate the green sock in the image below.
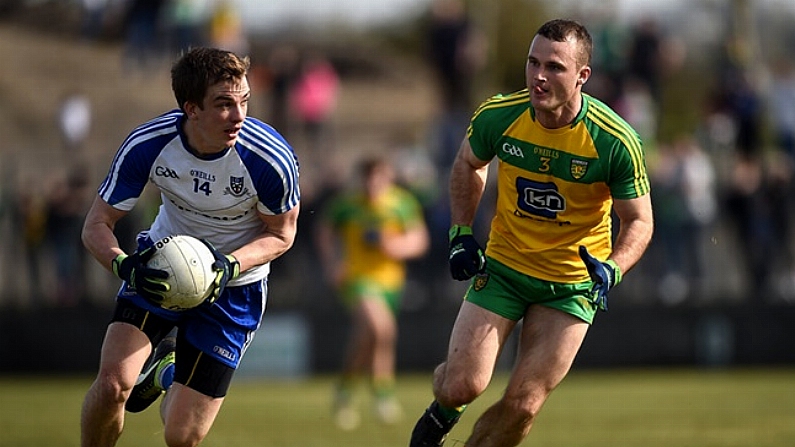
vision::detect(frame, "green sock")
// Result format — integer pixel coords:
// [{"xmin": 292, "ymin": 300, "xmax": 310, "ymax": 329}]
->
[
  {"xmin": 436, "ymin": 401, "xmax": 467, "ymax": 424},
  {"xmin": 372, "ymin": 377, "xmax": 396, "ymax": 399},
  {"xmin": 335, "ymin": 376, "xmax": 358, "ymax": 400}
]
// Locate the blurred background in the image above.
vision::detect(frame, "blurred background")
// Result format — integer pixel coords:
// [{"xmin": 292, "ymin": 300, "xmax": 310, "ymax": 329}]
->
[{"xmin": 1, "ymin": 0, "xmax": 795, "ymax": 376}]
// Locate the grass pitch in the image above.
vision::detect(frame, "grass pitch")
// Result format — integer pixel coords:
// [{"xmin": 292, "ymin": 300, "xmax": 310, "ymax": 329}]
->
[{"xmin": 1, "ymin": 368, "xmax": 793, "ymax": 447}]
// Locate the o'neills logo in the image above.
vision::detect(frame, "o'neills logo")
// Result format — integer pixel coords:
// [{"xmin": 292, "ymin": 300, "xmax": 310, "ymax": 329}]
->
[
  {"xmin": 213, "ymin": 345, "xmax": 236, "ymax": 361},
  {"xmin": 473, "ymin": 273, "xmax": 489, "ymax": 291}
]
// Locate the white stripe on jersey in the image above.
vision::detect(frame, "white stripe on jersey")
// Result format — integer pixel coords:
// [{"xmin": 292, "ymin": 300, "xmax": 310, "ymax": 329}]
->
[
  {"xmin": 97, "ymin": 110, "xmax": 300, "ymax": 285},
  {"xmin": 99, "ymin": 111, "xmax": 182, "ymax": 208},
  {"xmin": 238, "ymin": 121, "xmax": 300, "ymax": 215}
]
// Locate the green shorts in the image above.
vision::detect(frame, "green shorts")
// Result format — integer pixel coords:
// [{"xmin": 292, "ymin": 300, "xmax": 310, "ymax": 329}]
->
[
  {"xmin": 465, "ymin": 257, "xmax": 598, "ymax": 324},
  {"xmin": 340, "ymin": 279, "xmax": 402, "ymax": 315}
]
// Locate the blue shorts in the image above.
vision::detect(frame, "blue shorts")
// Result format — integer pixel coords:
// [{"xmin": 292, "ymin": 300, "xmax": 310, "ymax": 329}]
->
[
  {"xmin": 118, "ymin": 234, "xmax": 268, "ymax": 369},
  {"xmin": 118, "ymin": 280, "xmax": 267, "ymax": 369}
]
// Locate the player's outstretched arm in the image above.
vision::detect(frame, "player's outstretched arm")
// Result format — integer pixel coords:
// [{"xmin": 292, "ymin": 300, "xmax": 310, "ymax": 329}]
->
[
  {"xmin": 449, "ymin": 138, "xmax": 490, "ymax": 228},
  {"xmin": 81, "ymin": 194, "xmax": 130, "ymax": 272},
  {"xmin": 379, "ymin": 222, "xmax": 430, "ymax": 261},
  {"xmin": 609, "ymin": 194, "xmax": 654, "ymax": 275},
  {"xmin": 231, "ymin": 204, "xmax": 300, "ymax": 272}
]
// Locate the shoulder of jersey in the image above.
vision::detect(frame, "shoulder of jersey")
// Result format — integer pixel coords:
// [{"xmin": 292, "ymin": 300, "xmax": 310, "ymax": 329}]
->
[
  {"xmin": 583, "ymin": 93, "xmax": 640, "ymax": 141},
  {"xmin": 238, "ymin": 117, "xmax": 289, "ymax": 148},
  {"xmin": 121, "ymin": 110, "xmax": 182, "ymax": 150},
  {"xmin": 138, "ymin": 109, "xmax": 183, "ymax": 131},
  {"xmin": 240, "ymin": 116, "xmax": 276, "ymax": 135},
  {"xmin": 471, "ymin": 89, "xmax": 530, "ymax": 121}
]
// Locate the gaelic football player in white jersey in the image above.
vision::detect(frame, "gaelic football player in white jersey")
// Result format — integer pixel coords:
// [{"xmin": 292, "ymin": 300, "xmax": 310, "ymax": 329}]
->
[{"xmin": 80, "ymin": 47, "xmax": 300, "ymax": 447}]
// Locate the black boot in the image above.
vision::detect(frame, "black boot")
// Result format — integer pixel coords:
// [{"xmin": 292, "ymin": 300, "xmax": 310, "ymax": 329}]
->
[{"xmin": 409, "ymin": 401, "xmax": 460, "ymax": 447}]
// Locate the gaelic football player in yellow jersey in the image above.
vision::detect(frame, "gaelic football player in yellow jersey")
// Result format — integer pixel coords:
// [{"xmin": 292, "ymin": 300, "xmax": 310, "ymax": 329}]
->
[
  {"xmin": 316, "ymin": 156, "xmax": 429, "ymax": 430},
  {"xmin": 409, "ymin": 19, "xmax": 654, "ymax": 447}
]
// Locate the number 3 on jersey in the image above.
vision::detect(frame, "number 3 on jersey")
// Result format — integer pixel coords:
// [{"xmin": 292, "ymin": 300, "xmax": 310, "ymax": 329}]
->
[{"xmin": 193, "ymin": 178, "xmax": 212, "ymax": 196}]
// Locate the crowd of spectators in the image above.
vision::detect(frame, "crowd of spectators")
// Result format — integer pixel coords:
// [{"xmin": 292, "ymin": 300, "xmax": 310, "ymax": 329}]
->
[
  {"xmin": 1, "ymin": 1, "xmax": 795, "ymax": 312},
  {"xmin": 586, "ymin": 15, "xmax": 795, "ymax": 307}
]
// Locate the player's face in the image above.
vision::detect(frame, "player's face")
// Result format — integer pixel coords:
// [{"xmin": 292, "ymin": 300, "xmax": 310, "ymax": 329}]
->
[
  {"xmin": 365, "ymin": 164, "xmax": 394, "ymax": 201},
  {"xmin": 525, "ymin": 35, "xmax": 590, "ymax": 128},
  {"xmin": 187, "ymin": 77, "xmax": 250, "ymax": 155}
]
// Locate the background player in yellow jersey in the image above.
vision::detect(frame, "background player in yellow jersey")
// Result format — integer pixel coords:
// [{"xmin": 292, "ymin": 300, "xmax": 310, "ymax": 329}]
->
[
  {"xmin": 409, "ymin": 19, "xmax": 654, "ymax": 447},
  {"xmin": 316, "ymin": 156, "xmax": 430, "ymax": 430}
]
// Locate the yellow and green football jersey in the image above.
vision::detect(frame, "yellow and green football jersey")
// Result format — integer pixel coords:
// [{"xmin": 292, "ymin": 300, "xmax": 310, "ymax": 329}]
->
[
  {"xmin": 467, "ymin": 89, "xmax": 650, "ymax": 283},
  {"xmin": 325, "ymin": 185, "xmax": 425, "ymax": 290}
]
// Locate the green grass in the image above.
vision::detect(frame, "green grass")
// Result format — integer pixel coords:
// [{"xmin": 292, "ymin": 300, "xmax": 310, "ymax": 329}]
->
[{"xmin": 1, "ymin": 368, "xmax": 793, "ymax": 446}]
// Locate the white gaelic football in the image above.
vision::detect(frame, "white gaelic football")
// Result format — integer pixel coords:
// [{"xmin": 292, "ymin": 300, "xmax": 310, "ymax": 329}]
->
[{"xmin": 147, "ymin": 235, "xmax": 217, "ymax": 311}]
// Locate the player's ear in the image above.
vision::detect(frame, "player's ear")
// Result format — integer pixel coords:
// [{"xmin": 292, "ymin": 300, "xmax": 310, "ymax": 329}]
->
[
  {"xmin": 184, "ymin": 102, "xmax": 198, "ymax": 119},
  {"xmin": 577, "ymin": 66, "xmax": 591, "ymax": 87}
]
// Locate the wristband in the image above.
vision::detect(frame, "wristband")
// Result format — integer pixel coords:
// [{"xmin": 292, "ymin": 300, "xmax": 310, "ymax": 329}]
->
[
  {"xmin": 448, "ymin": 224, "xmax": 473, "ymax": 242},
  {"xmin": 606, "ymin": 259, "xmax": 622, "ymax": 285},
  {"xmin": 111, "ymin": 254, "xmax": 126, "ymax": 278}
]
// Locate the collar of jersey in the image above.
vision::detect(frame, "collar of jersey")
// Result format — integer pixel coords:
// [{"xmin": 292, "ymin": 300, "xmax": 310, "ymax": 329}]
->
[
  {"xmin": 527, "ymin": 92, "xmax": 589, "ymax": 129},
  {"xmin": 177, "ymin": 114, "xmax": 234, "ymax": 161}
]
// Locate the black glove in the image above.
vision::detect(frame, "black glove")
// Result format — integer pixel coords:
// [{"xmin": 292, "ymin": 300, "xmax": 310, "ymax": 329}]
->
[
  {"xmin": 448, "ymin": 225, "xmax": 486, "ymax": 281},
  {"xmin": 201, "ymin": 240, "xmax": 241, "ymax": 304},
  {"xmin": 112, "ymin": 248, "xmax": 170, "ymax": 304},
  {"xmin": 578, "ymin": 246, "xmax": 622, "ymax": 311}
]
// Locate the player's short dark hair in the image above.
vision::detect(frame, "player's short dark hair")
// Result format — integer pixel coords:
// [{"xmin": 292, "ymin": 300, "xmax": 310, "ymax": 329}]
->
[
  {"xmin": 359, "ymin": 156, "xmax": 390, "ymax": 179},
  {"xmin": 171, "ymin": 47, "xmax": 250, "ymax": 112},
  {"xmin": 536, "ymin": 19, "xmax": 592, "ymax": 66}
]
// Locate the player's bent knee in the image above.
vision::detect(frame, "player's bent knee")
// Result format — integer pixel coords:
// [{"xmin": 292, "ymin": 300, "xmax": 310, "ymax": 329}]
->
[
  {"xmin": 436, "ymin": 376, "xmax": 487, "ymax": 407},
  {"xmin": 498, "ymin": 394, "xmax": 540, "ymax": 425},
  {"xmin": 94, "ymin": 373, "xmax": 132, "ymax": 405},
  {"xmin": 433, "ymin": 363, "xmax": 487, "ymax": 406},
  {"xmin": 164, "ymin": 426, "xmax": 205, "ymax": 447}
]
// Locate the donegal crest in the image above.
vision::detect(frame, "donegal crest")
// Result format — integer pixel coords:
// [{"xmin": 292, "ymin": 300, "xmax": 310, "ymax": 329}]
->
[
  {"xmin": 570, "ymin": 159, "xmax": 588, "ymax": 180},
  {"xmin": 473, "ymin": 273, "xmax": 489, "ymax": 291}
]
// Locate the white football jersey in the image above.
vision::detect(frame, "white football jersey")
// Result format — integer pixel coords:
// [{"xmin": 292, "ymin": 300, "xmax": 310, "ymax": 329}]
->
[{"xmin": 98, "ymin": 110, "xmax": 300, "ymax": 285}]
